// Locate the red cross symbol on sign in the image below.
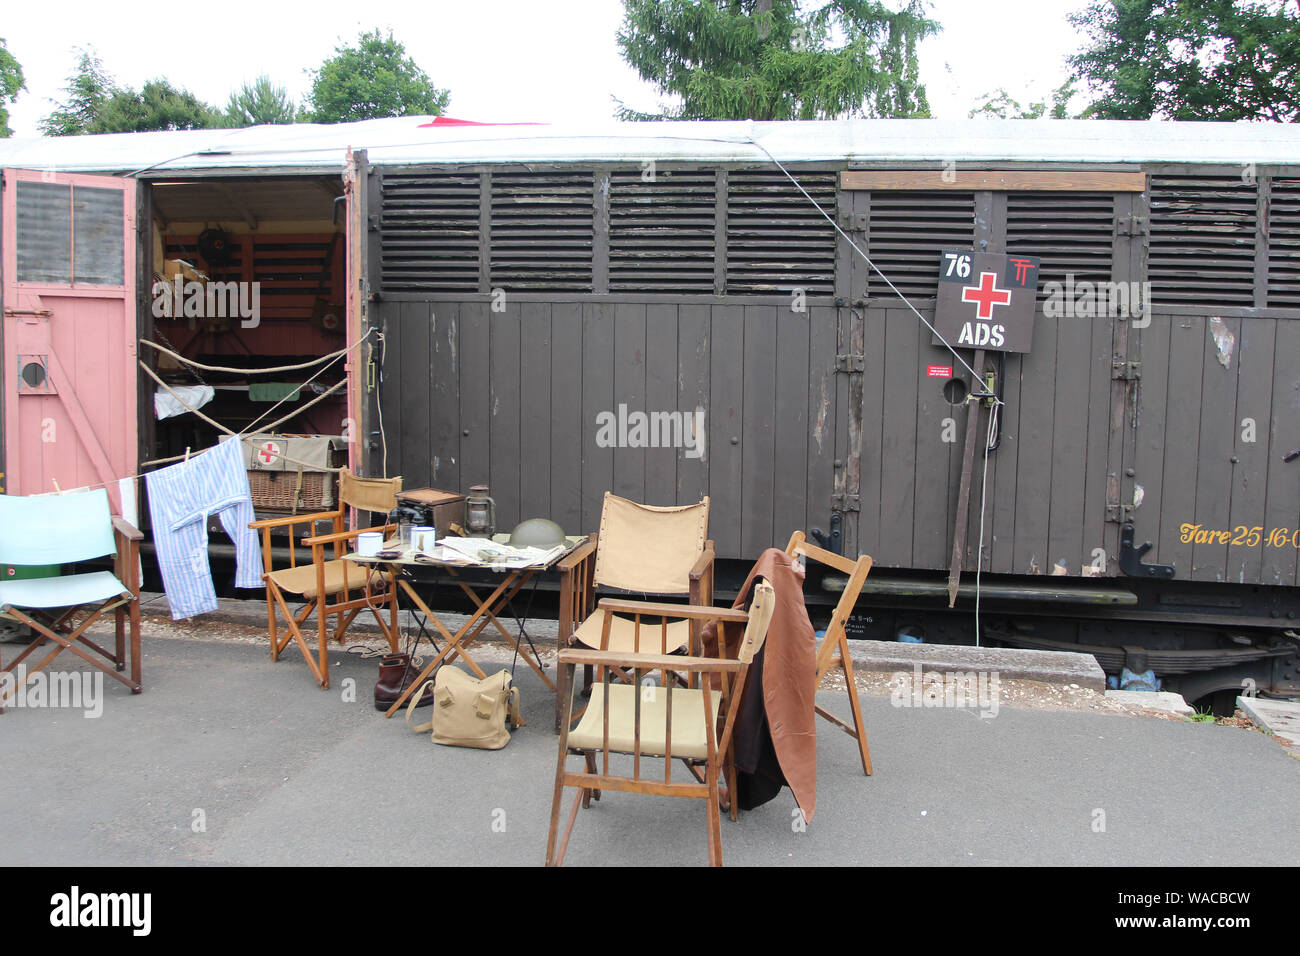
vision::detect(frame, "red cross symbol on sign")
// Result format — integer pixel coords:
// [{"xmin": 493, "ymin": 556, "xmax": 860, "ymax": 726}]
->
[
  {"xmin": 961, "ymin": 271, "xmax": 1013, "ymax": 320},
  {"xmin": 258, "ymin": 441, "xmax": 280, "ymax": 465}
]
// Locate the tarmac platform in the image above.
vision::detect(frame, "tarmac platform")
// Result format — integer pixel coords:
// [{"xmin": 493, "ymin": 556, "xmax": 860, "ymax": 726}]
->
[{"xmin": 1, "ymin": 617, "xmax": 1296, "ymax": 867}]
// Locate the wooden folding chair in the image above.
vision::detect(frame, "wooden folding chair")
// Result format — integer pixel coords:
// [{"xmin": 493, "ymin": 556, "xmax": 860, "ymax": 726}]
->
[
  {"xmin": 0, "ymin": 488, "xmax": 142, "ymax": 712},
  {"xmin": 547, "ymin": 580, "xmax": 777, "ymax": 867},
  {"xmin": 555, "ymin": 492, "xmax": 714, "ymax": 729},
  {"xmin": 785, "ymin": 530, "xmax": 875, "ymax": 775},
  {"xmin": 249, "ymin": 470, "xmax": 402, "ymax": 689}
]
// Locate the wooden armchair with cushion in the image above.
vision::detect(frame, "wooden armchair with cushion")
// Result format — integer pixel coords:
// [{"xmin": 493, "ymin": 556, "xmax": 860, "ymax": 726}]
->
[
  {"xmin": 249, "ymin": 470, "xmax": 402, "ymax": 689},
  {"xmin": 547, "ymin": 580, "xmax": 776, "ymax": 867}
]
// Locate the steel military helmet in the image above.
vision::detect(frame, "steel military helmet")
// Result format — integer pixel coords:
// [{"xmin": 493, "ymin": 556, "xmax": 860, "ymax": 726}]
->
[{"xmin": 508, "ymin": 518, "xmax": 566, "ymax": 550}]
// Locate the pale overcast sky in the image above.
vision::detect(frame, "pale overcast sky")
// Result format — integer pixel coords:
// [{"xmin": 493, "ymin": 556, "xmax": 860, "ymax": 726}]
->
[{"xmin": 2, "ymin": 0, "xmax": 1092, "ymax": 137}]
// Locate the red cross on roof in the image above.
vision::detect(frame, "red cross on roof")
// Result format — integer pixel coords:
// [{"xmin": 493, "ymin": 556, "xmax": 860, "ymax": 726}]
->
[{"xmin": 962, "ymin": 271, "xmax": 1013, "ymax": 320}]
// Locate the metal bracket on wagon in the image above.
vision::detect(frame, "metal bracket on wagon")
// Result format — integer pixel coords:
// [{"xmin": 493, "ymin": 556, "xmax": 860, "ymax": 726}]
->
[
  {"xmin": 810, "ymin": 512, "xmax": 844, "ymax": 555},
  {"xmin": 1119, "ymin": 524, "xmax": 1175, "ymax": 579}
]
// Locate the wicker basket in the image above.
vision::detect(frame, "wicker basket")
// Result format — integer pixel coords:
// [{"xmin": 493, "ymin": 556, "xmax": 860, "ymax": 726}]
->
[
  {"xmin": 248, "ymin": 468, "xmax": 337, "ymax": 513},
  {"xmin": 244, "ymin": 435, "xmax": 348, "ymax": 514}
]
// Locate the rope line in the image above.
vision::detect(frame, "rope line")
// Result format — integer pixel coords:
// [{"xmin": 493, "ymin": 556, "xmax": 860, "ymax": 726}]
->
[
  {"xmin": 139, "ymin": 331, "xmax": 367, "ymax": 375},
  {"xmin": 139, "ymin": 361, "xmax": 346, "ymax": 466}
]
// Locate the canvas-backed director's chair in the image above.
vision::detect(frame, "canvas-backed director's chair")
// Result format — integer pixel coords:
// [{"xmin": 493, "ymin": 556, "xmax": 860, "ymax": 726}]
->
[
  {"xmin": 0, "ymin": 488, "xmax": 143, "ymax": 712},
  {"xmin": 547, "ymin": 579, "xmax": 777, "ymax": 867},
  {"xmin": 555, "ymin": 492, "xmax": 714, "ymax": 729},
  {"xmin": 786, "ymin": 530, "xmax": 874, "ymax": 774},
  {"xmin": 250, "ymin": 470, "xmax": 402, "ymax": 689}
]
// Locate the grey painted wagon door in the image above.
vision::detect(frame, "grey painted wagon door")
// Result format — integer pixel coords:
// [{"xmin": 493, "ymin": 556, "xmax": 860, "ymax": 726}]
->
[
  {"xmin": 839, "ymin": 182, "xmax": 1137, "ymax": 578},
  {"xmin": 1126, "ymin": 171, "xmax": 1300, "ymax": 587}
]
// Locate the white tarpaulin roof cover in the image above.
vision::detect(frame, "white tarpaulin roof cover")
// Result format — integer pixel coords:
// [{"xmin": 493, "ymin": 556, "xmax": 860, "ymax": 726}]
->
[{"xmin": 0, "ymin": 117, "xmax": 1297, "ymax": 175}]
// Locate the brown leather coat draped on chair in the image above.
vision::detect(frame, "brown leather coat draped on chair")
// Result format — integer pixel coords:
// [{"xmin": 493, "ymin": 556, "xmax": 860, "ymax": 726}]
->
[{"xmin": 702, "ymin": 548, "xmax": 817, "ymax": 821}]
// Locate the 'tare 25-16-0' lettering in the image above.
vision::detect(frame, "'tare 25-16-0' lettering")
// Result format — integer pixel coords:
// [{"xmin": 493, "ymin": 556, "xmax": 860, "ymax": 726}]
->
[{"xmin": 1179, "ymin": 524, "xmax": 1300, "ymax": 548}]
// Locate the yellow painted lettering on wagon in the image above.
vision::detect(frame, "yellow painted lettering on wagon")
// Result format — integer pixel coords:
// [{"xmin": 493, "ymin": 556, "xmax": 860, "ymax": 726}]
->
[{"xmin": 1180, "ymin": 523, "xmax": 1300, "ymax": 548}]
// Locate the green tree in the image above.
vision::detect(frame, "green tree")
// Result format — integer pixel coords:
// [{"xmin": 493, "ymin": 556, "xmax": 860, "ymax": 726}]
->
[
  {"xmin": 0, "ymin": 38, "xmax": 24, "ymax": 138},
  {"xmin": 969, "ymin": 80, "xmax": 1078, "ymax": 119},
  {"xmin": 226, "ymin": 75, "xmax": 300, "ymax": 127},
  {"xmin": 40, "ymin": 48, "xmax": 114, "ymax": 136},
  {"xmin": 92, "ymin": 80, "xmax": 222, "ymax": 132},
  {"xmin": 1068, "ymin": 0, "xmax": 1300, "ymax": 121},
  {"xmin": 615, "ymin": 0, "xmax": 939, "ymax": 120},
  {"xmin": 307, "ymin": 29, "xmax": 449, "ymax": 123},
  {"xmin": 42, "ymin": 51, "xmax": 222, "ymax": 134}
]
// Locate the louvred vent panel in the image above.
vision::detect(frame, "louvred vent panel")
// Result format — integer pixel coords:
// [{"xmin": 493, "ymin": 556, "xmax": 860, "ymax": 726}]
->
[
  {"xmin": 866, "ymin": 191, "xmax": 976, "ymax": 300},
  {"xmin": 1006, "ymin": 192, "xmax": 1115, "ymax": 297},
  {"xmin": 609, "ymin": 168, "xmax": 716, "ymax": 293},
  {"xmin": 489, "ymin": 171, "xmax": 594, "ymax": 292},
  {"xmin": 1149, "ymin": 175, "xmax": 1256, "ymax": 307},
  {"xmin": 1268, "ymin": 177, "xmax": 1300, "ymax": 308},
  {"xmin": 380, "ymin": 172, "xmax": 482, "ymax": 293},
  {"xmin": 726, "ymin": 169, "xmax": 836, "ymax": 295}
]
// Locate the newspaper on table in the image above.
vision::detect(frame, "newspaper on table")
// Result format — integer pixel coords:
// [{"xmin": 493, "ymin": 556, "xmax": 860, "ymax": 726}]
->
[{"xmin": 432, "ymin": 536, "xmax": 567, "ymax": 569}]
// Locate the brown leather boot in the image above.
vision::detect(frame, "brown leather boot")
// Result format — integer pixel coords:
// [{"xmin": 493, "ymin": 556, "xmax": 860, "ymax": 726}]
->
[{"xmin": 375, "ymin": 653, "xmax": 434, "ymax": 711}]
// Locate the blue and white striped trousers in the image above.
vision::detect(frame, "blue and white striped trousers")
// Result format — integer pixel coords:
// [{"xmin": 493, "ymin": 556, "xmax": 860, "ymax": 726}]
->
[{"xmin": 145, "ymin": 437, "xmax": 264, "ymax": 620}]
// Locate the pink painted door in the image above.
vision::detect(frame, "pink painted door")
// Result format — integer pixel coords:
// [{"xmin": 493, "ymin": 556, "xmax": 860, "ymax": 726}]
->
[{"xmin": 1, "ymin": 169, "xmax": 137, "ymax": 513}]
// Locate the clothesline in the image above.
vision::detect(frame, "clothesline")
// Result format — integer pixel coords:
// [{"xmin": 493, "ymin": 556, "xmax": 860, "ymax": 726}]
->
[
  {"xmin": 141, "ymin": 433, "xmax": 346, "ymax": 473},
  {"xmin": 139, "ymin": 334, "xmax": 366, "ymax": 376},
  {"xmin": 146, "ymin": 324, "xmax": 369, "ymax": 444},
  {"xmin": 28, "ymin": 328, "xmax": 377, "ymax": 498},
  {"xmin": 139, "ymin": 362, "xmax": 347, "ymax": 469},
  {"xmin": 239, "ymin": 334, "xmax": 360, "ymax": 436},
  {"xmin": 138, "ymin": 326, "xmax": 375, "ymax": 470}
]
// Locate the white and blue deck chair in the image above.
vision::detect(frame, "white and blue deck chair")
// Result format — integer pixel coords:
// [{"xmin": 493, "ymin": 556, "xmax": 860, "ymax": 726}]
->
[{"xmin": 0, "ymin": 488, "xmax": 143, "ymax": 713}]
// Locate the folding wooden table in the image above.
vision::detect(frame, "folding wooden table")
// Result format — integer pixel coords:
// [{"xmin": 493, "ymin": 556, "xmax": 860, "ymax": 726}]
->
[{"xmin": 347, "ymin": 539, "xmax": 586, "ymax": 718}]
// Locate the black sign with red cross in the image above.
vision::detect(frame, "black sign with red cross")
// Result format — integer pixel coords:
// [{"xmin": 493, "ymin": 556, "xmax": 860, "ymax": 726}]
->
[{"xmin": 934, "ymin": 250, "xmax": 1040, "ymax": 353}]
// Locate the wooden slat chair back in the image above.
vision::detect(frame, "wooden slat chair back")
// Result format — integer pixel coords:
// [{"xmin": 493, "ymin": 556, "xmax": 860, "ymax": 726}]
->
[
  {"xmin": 547, "ymin": 579, "xmax": 777, "ymax": 867},
  {"xmin": 249, "ymin": 471, "xmax": 403, "ymax": 689},
  {"xmin": 572, "ymin": 492, "xmax": 713, "ymax": 655},
  {"xmin": 554, "ymin": 492, "xmax": 715, "ymax": 731},
  {"xmin": 785, "ymin": 530, "xmax": 874, "ymax": 775},
  {"xmin": 0, "ymin": 488, "xmax": 143, "ymax": 712}
]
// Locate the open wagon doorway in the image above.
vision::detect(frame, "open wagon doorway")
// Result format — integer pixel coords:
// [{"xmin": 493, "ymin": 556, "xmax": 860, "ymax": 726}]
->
[{"xmin": 140, "ymin": 172, "xmax": 361, "ymax": 525}]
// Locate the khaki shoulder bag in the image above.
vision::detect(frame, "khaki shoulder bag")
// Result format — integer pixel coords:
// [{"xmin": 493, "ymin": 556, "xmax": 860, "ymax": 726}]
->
[{"xmin": 405, "ymin": 665, "xmax": 524, "ymax": 750}]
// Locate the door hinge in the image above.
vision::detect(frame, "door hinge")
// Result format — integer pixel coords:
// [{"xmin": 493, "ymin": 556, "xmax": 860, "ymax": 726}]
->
[
  {"xmin": 368, "ymin": 213, "xmax": 381, "ymax": 232},
  {"xmin": 1116, "ymin": 215, "xmax": 1148, "ymax": 237},
  {"xmin": 832, "ymin": 493, "xmax": 860, "ymax": 512},
  {"xmin": 1106, "ymin": 502, "xmax": 1135, "ymax": 523},
  {"xmin": 837, "ymin": 212, "xmax": 868, "ymax": 233},
  {"xmin": 1112, "ymin": 360, "xmax": 1141, "ymax": 381},
  {"xmin": 835, "ymin": 353, "xmax": 864, "ymax": 373}
]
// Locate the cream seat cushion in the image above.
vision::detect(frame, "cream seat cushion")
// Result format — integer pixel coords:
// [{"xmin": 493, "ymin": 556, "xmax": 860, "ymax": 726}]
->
[
  {"xmin": 572, "ymin": 608, "xmax": 692, "ymax": 654},
  {"xmin": 569, "ymin": 683, "xmax": 722, "ymax": 760},
  {"xmin": 267, "ymin": 559, "xmax": 391, "ymax": 601}
]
